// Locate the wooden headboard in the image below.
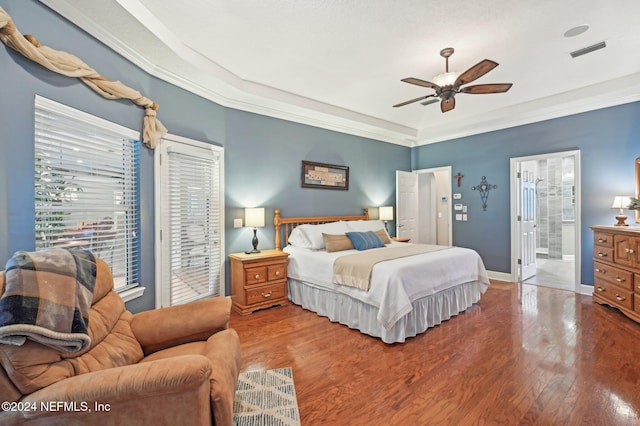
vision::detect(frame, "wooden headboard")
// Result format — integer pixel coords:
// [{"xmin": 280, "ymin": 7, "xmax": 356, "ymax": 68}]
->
[{"xmin": 274, "ymin": 208, "xmax": 369, "ymax": 250}]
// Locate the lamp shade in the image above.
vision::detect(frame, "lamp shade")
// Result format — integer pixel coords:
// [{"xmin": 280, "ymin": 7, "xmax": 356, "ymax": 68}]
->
[
  {"xmin": 379, "ymin": 206, "xmax": 394, "ymax": 221},
  {"xmin": 611, "ymin": 196, "xmax": 632, "ymax": 210},
  {"xmin": 245, "ymin": 207, "xmax": 265, "ymax": 228}
]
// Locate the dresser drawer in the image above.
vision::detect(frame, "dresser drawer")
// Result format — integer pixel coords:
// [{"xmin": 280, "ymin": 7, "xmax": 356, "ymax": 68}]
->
[
  {"xmin": 268, "ymin": 264, "xmax": 286, "ymax": 281},
  {"xmin": 594, "ymin": 280, "xmax": 633, "ymax": 311},
  {"xmin": 593, "ymin": 247, "xmax": 614, "ymax": 262},
  {"xmin": 246, "ymin": 282, "xmax": 286, "ymax": 305},
  {"xmin": 594, "ymin": 261, "xmax": 633, "ymax": 290},
  {"xmin": 593, "ymin": 232, "xmax": 613, "ymax": 248},
  {"xmin": 245, "ymin": 266, "xmax": 267, "ymax": 285}
]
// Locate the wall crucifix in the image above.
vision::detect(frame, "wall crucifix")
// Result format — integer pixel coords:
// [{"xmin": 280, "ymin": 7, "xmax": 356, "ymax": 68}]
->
[
  {"xmin": 472, "ymin": 176, "xmax": 497, "ymax": 211},
  {"xmin": 454, "ymin": 172, "xmax": 464, "ymax": 187}
]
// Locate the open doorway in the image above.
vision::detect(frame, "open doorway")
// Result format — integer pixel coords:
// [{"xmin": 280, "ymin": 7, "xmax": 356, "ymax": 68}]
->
[
  {"xmin": 510, "ymin": 150, "xmax": 581, "ymax": 292},
  {"xmin": 396, "ymin": 167, "xmax": 452, "ymax": 246}
]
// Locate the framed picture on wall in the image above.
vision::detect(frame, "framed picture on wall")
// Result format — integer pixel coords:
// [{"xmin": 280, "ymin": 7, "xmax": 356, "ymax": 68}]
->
[{"xmin": 301, "ymin": 161, "xmax": 349, "ymax": 190}]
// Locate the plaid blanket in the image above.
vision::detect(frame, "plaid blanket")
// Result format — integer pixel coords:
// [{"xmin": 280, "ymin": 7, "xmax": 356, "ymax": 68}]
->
[{"xmin": 0, "ymin": 248, "xmax": 96, "ymax": 353}]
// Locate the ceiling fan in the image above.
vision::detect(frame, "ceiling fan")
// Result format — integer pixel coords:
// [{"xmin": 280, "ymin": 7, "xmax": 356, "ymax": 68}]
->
[{"xmin": 393, "ymin": 47, "xmax": 512, "ymax": 112}]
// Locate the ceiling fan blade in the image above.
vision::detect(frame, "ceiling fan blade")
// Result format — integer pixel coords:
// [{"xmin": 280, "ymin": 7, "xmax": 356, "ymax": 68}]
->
[
  {"xmin": 421, "ymin": 97, "xmax": 439, "ymax": 106},
  {"xmin": 393, "ymin": 95, "xmax": 434, "ymax": 108},
  {"xmin": 441, "ymin": 97, "xmax": 455, "ymax": 113},
  {"xmin": 454, "ymin": 59, "xmax": 499, "ymax": 86},
  {"xmin": 401, "ymin": 77, "xmax": 439, "ymax": 90},
  {"xmin": 461, "ymin": 83, "xmax": 513, "ymax": 94}
]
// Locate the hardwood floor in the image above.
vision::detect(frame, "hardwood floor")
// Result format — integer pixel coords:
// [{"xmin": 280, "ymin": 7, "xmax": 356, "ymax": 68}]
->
[{"xmin": 230, "ymin": 281, "xmax": 640, "ymax": 425}]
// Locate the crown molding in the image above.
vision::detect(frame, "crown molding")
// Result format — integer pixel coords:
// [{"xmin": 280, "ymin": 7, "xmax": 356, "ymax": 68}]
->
[
  {"xmin": 415, "ymin": 73, "xmax": 640, "ymax": 146},
  {"xmin": 40, "ymin": 1, "xmax": 640, "ymax": 149}
]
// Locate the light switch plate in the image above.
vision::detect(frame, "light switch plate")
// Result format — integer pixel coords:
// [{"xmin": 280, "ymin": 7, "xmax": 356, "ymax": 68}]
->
[
  {"xmin": 453, "ymin": 193, "xmax": 462, "ymax": 199},
  {"xmin": 234, "ymin": 218, "xmax": 243, "ymax": 228},
  {"xmin": 456, "ymin": 214, "xmax": 463, "ymax": 221}
]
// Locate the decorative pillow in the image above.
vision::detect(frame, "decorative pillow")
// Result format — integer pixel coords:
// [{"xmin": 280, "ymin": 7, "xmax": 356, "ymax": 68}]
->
[
  {"xmin": 288, "ymin": 226, "xmax": 312, "ymax": 249},
  {"xmin": 375, "ymin": 229, "xmax": 391, "ymax": 244},
  {"xmin": 303, "ymin": 221, "xmax": 350, "ymax": 250},
  {"xmin": 322, "ymin": 233, "xmax": 354, "ymax": 253},
  {"xmin": 345, "ymin": 231, "xmax": 385, "ymax": 251}
]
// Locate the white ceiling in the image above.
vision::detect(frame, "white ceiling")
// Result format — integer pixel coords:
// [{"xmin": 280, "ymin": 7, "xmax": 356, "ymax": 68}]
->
[{"xmin": 41, "ymin": 0, "xmax": 640, "ymax": 147}]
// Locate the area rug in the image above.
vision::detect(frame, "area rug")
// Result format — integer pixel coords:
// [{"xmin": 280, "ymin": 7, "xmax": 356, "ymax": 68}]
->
[{"xmin": 233, "ymin": 367, "xmax": 301, "ymax": 426}]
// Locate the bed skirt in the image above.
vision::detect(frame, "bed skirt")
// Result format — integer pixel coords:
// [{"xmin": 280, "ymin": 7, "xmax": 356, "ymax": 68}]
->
[{"xmin": 287, "ymin": 278, "xmax": 488, "ymax": 344}]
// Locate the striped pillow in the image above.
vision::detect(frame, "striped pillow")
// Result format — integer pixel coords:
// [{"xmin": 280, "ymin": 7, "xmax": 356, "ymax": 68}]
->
[{"xmin": 345, "ymin": 231, "xmax": 385, "ymax": 251}]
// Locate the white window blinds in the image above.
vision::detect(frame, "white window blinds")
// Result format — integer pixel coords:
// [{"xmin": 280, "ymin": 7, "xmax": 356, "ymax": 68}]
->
[
  {"xmin": 156, "ymin": 136, "xmax": 224, "ymax": 307},
  {"xmin": 34, "ymin": 96, "xmax": 140, "ymax": 292}
]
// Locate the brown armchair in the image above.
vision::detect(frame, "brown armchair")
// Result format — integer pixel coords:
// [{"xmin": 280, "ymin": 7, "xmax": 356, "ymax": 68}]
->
[{"xmin": 0, "ymin": 257, "xmax": 241, "ymax": 425}]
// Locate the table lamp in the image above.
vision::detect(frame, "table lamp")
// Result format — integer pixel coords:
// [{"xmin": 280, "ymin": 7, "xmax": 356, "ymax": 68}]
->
[
  {"xmin": 611, "ymin": 195, "xmax": 632, "ymax": 226},
  {"xmin": 245, "ymin": 207, "xmax": 265, "ymax": 253},
  {"xmin": 379, "ymin": 206, "xmax": 393, "ymax": 232}
]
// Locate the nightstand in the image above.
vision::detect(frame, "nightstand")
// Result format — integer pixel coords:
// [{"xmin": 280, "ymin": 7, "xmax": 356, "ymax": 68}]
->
[
  {"xmin": 391, "ymin": 237, "xmax": 411, "ymax": 243},
  {"xmin": 229, "ymin": 249, "xmax": 289, "ymax": 315}
]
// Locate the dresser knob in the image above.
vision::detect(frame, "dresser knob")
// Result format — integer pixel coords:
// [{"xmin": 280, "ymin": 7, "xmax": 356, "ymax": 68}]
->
[
  {"xmin": 597, "ymin": 252, "xmax": 606, "ymax": 257},
  {"xmin": 598, "ymin": 238, "xmax": 607, "ymax": 243},
  {"xmin": 261, "ymin": 291, "xmax": 272, "ymax": 298},
  {"xmin": 275, "ymin": 271, "xmax": 280, "ymax": 276},
  {"xmin": 615, "ymin": 276, "xmax": 626, "ymax": 282},
  {"xmin": 255, "ymin": 274, "xmax": 260, "ymax": 280},
  {"xmin": 595, "ymin": 268, "xmax": 604, "ymax": 273},
  {"xmin": 615, "ymin": 294, "xmax": 626, "ymax": 302},
  {"xmin": 596, "ymin": 286, "xmax": 606, "ymax": 292}
]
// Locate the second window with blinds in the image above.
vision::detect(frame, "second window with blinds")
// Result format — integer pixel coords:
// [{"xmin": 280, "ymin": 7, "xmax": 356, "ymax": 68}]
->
[{"xmin": 155, "ymin": 135, "xmax": 225, "ymax": 307}]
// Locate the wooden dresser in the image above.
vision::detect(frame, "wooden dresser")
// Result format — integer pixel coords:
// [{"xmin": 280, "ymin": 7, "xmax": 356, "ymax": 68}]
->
[
  {"xmin": 591, "ymin": 225, "xmax": 640, "ymax": 323},
  {"xmin": 229, "ymin": 249, "xmax": 289, "ymax": 315}
]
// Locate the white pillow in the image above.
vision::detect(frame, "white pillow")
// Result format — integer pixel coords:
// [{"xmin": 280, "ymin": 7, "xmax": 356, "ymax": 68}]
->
[
  {"xmin": 299, "ymin": 221, "xmax": 350, "ymax": 250},
  {"xmin": 288, "ymin": 226, "xmax": 312, "ymax": 249},
  {"xmin": 347, "ymin": 220, "xmax": 387, "ymax": 232}
]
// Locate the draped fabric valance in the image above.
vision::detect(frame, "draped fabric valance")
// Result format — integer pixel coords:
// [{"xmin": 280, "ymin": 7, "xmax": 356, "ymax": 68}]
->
[{"xmin": 0, "ymin": 6, "xmax": 167, "ymax": 149}]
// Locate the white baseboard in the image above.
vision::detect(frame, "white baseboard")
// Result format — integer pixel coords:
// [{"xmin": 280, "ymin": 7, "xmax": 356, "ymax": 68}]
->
[
  {"xmin": 486, "ymin": 269, "xmax": 594, "ymax": 296},
  {"xmin": 487, "ymin": 271, "xmax": 513, "ymax": 282}
]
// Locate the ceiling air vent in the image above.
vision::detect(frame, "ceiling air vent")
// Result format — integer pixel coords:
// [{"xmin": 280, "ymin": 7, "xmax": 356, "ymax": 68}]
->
[{"xmin": 570, "ymin": 41, "xmax": 606, "ymax": 58}]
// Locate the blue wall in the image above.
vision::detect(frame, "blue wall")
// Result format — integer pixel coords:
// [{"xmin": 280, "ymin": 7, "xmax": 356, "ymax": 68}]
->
[
  {"xmin": 0, "ymin": 1, "xmax": 409, "ymax": 312},
  {"xmin": 412, "ymin": 103, "xmax": 640, "ymax": 284},
  {"xmin": 2, "ymin": 1, "xmax": 638, "ymax": 314}
]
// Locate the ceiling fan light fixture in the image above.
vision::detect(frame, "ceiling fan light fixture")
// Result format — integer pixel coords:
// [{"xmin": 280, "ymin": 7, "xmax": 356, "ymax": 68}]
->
[{"xmin": 432, "ymin": 71, "xmax": 461, "ymax": 87}]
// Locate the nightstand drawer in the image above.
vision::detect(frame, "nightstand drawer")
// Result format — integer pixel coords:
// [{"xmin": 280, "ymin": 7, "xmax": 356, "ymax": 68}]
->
[
  {"xmin": 246, "ymin": 283, "xmax": 286, "ymax": 305},
  {"xmin": 593, "ymin": 247, "xmax": 613, "ymax": 262},
  {"xmin": 594, "ymin": 261, "xmax": 633, "ymax": 290},
  {"xmin": 594, "ymin": 232, "xmax": 613, "ymax": 248},
  {"xmin": 245, "ymin": 266, "xmax": 267, "ymax": 285},
  {"xmin": 594, "ymin": 280, "xmax": 633, "ymax": 311},
  {"xmin": 268, "ymin": 264, "xmax": 286, "ymax": 281}
]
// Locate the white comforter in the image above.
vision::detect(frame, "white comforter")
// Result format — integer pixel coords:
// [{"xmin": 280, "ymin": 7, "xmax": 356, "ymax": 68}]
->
[{"xmin": 284, "ymin": 242, "xmax": 490, "ymax": 330}]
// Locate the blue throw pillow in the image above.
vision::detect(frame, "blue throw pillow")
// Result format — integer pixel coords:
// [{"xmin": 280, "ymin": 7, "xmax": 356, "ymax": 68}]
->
[{"xmin": 345, "ymin": 231, "xmax": 385, "ymax": 251}]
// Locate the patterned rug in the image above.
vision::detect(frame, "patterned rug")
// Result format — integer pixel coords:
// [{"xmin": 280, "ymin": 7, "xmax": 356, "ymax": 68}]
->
[{"xmin": 233, "ymin": 367, "xmax": 301, "ymax": 426}]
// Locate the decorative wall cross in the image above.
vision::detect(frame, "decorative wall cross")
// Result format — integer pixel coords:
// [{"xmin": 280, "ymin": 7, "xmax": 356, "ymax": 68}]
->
[
  {"xmin": 454, "ymin": 172, "xmax": 464, "ymax": 187},
  {"xmin": 472, "ymin": 176, "xmax": 497, "ymax": 211}
]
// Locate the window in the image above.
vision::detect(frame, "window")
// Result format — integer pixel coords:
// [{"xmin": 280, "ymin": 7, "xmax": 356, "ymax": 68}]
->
[
  {"xmin": 34, "ymin": 96, "xmax": 140, "ymax": 293},
  {"xmin": 155, "ymin": 135, "xmax": 224, "ymax": 307}
]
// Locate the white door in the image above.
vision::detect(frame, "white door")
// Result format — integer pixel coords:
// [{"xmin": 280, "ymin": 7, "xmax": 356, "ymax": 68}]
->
[
  {"xmin": 396, "ymin": 170, "xmax": 419, "ymax": 241},
  {"xmin": 155, "ymin": 135, "xmax": 225, "ymax": 308},
  {"xmin": 519, "ymin": 162, "xmax": 537, "ymax": 281}
]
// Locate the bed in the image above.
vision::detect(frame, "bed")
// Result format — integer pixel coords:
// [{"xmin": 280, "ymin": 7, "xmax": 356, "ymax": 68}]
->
[{"xmin": 274, "ymin": 209, "xmax": 490, "ymax": 344}]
